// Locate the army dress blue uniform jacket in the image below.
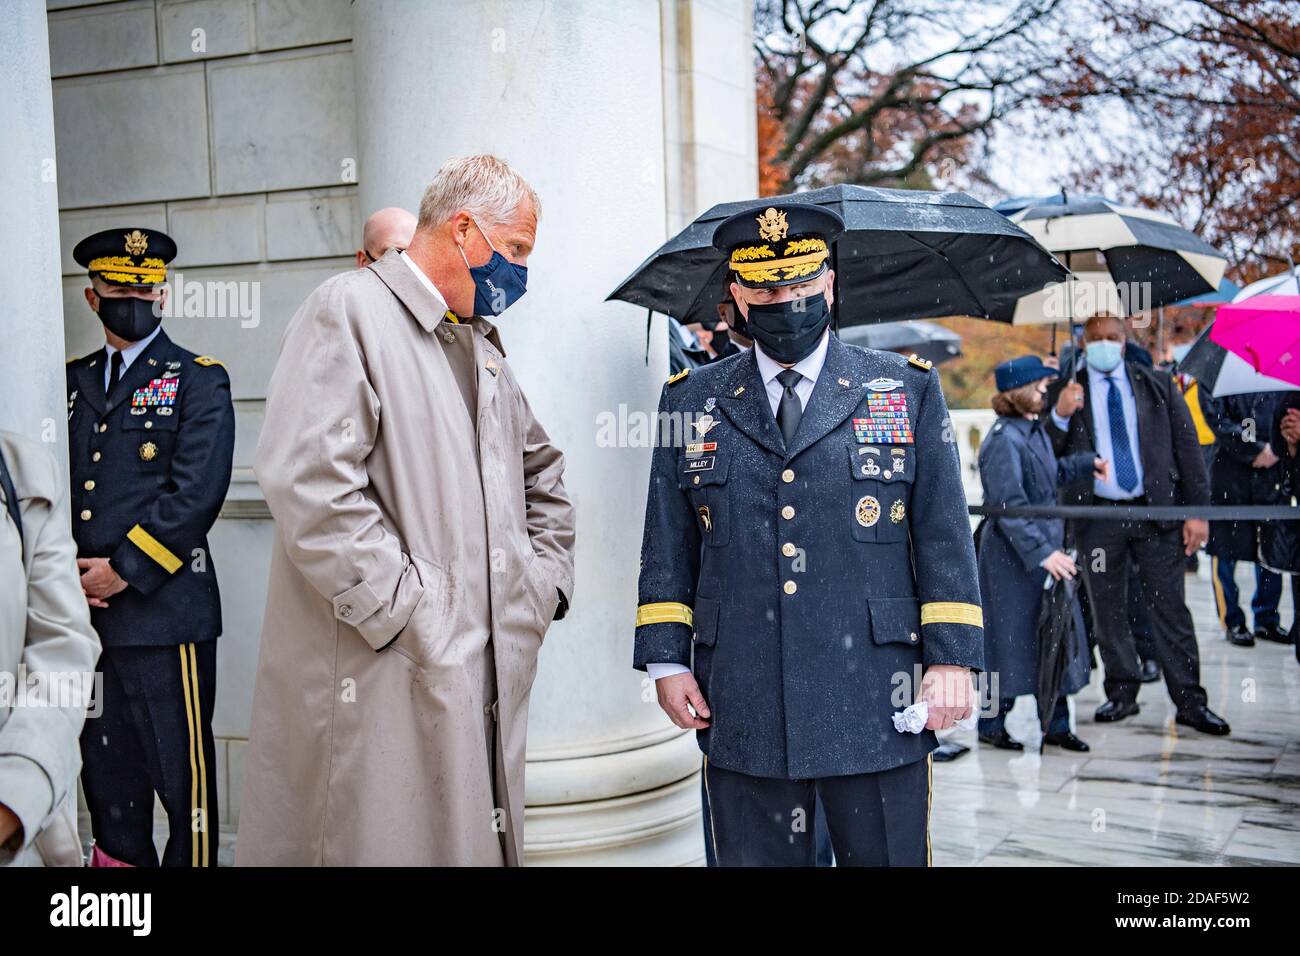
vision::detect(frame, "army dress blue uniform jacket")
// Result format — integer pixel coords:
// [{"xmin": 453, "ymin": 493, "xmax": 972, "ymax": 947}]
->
[
  {"xmin": 634, "ymin": 334, "xmax": 984, "ymax": 779},
  {"xmin": 66, "ymin": 330, "xmax": 235, "ymax": 647}
]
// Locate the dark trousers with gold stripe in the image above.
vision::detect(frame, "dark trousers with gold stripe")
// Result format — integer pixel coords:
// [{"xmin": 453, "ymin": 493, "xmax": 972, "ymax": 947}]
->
[
  {"xmin": 81, "ymin": 640, "xmax": 219, "ymax": 867},
  {"xmin": 701, "ymin": 755, "xmax": 931, "ymax": 866}
]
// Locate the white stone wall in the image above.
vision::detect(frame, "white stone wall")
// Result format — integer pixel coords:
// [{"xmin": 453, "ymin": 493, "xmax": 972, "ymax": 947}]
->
[{"xmin": 49, "ymin": 0, "xmax": 360, "ymax": 832}]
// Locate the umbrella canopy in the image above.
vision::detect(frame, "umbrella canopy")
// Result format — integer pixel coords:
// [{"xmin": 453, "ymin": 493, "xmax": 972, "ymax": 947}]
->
[
  {"xmin": 606, "ymin": 184, "xmax": 1068, "ymax": 329},
  {"xmin": 1177, "ymin": 320, "xmax": 1295, "ymax": 397},
  {"xmin": 1232, "ymin": 264, "xmax": 1300, "ymax": 301},
  {"xmin": 1009, "ymin": 195, "xmax": 1227, "ymax": 323},
  {"xmin": 1035, "ymin": 571, "xmax": 1077, "ymax": 739},
  {"xmin": 1211, "ymin": 295, "xmax": 1300, "ymax": 389},
  {"xmin": 1170, "ymin": 277, "xmax": 1241, "ymax": 308},
  {"xmin": 838, "ymin": 320, "xmax": 962, "ymax": 366}
]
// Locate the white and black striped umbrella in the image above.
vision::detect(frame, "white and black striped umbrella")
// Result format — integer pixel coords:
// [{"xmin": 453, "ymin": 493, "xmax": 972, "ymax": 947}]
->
[{"xmin": 1008, "ymin": 195, "xmax": 1227, "ymax": 324}]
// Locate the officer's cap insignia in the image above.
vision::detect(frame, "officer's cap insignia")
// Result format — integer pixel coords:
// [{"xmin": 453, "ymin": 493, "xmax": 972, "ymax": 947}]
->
[
  {"xmin": 866, "ymin": 377, "xmax": 904, "ymax": 392},
  {"xmin": 697, "ymin": 505, "xmax": 713, "ymax": 534},
  {"xmin": 139, "ymin": 441, "xmax": 159, "ymax": 462},
  {"xmin": 756, "ymin": 207, "xmax": 789, "ymax": 242},
  {"xmin": 692, "ymin": 414, "xmax": 717, "ymax": 437},
  {"xmin": 667, "ymin": 368, "xmax": 689, "ymax": 386},
  {"xmin": 194, "ymin": 355, "xmax": 225, "ymax": 368},
  {"xmin": 908, "ymin": 354, "xmax": 933, "ymax": 371},
  {"xmin": 890, "ymin": 500, "xmax": 906, "ymax": 524},
  {"xmin": 855, "ymin": 495, "xmax": 881, "ymax": 528},
  {"xmin": 124, "ymin": 230, "xmax": 149, "ymax": 256}
]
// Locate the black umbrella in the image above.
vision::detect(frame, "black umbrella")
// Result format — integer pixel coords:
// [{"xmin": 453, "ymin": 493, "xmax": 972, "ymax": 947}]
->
[
  {"xmin": 838, "ymin": 320, "xmax": 962, "ymax": 366},
  {"xmin": 1035, "ymin": 568, "xmax": 1078, "ymax": 744},
  {"xmin": 607, "ymin": 184, "xmax": 1068, "ymax": 329}
]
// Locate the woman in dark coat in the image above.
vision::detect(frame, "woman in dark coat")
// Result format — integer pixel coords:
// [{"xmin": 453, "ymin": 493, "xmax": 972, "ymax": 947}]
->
[{"xmin": 977, "ymin": 356, "xmax": 1102, "ymax": 751}]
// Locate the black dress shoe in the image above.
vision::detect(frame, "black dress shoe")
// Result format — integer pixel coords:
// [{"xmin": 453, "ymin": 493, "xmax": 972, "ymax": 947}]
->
[
  {"xmin": 1176, "ymin": 704, "xmax": 1230, "ymax": 735},
  {"xmin": 1043, "ymin": 730, "xmax": 1091, "ymax": 752},
  {"xmin": 1255, "ymin": 625, "xmax": 1295, "ymax": 645},
  {"xmin": 1225, "ymin": 624, "xmax": 1255, "ymax": 647},
  {"xmin": 977, "ymin": 730, "xmax": 1024, "ymax": 751},
  {"xmin": 1139, "ymin": 659, "xmax": 1162, "ymax": 683},
  {"xmin": 1095, "ymin": 699, "xmax": 1140, "ymax": 722},
  {"xmin": 931, "ymin": 741, "xmax": 970, "ymax": 762}
]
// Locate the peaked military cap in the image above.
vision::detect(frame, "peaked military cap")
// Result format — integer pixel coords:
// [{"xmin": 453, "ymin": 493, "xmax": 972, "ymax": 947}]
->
[
  {"xmin": 712, "ymin": 201, "xmax": 844, "ymax": 289},
  {"xmin": 73, "ymin": 227, "xmax": 177, "ymax": 288}
]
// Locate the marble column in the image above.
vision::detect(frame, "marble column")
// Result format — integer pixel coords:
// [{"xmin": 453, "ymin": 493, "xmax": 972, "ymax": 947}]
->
[
  {"xmin": 352, "ymin": 0, "xmax": 707, "ymax": 864},
  {"xmin": 1, "ymin": 0, "xmax": 68, "ymax": 463}
]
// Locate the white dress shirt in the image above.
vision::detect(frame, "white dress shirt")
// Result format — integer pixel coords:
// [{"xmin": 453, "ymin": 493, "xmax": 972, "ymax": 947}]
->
[
  {"xmin": 1051, "ymin": 361, "xmax": 1145, "ymax": 499},
  {"xmin": 647, "ymin": 329, "xmax": 830, "ymax": 682},
  {"xmin": 103, "ymin": 324, "xmax": 162, "ymax": 392},
  {"xmin": 399, "ymin": 251, "xmax": 450, "ymax": 312}
]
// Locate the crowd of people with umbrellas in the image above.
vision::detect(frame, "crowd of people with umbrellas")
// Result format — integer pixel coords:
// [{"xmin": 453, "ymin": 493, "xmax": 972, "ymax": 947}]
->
[{"xmin": 612, "ymin": 183, "xmax": 1300, "ymax": 772}]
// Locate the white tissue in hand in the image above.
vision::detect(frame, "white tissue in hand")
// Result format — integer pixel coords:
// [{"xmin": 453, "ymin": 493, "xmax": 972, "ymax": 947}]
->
[{"xmin": 892, "ymin": 701, "xmax": 928, "ymax": 734}]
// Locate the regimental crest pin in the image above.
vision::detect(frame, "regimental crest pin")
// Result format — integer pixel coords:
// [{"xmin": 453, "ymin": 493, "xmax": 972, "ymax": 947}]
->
[
  {"xmin": 704, "ymin": 396, "xmax": 716, "ymax": 413},
  {"xmin": 139, "ymin": 441, "xmax": 158, "ymax": 462},
  {"xmin": 890, "ymin": 500, "xmax": 906, "ymax": 524}
]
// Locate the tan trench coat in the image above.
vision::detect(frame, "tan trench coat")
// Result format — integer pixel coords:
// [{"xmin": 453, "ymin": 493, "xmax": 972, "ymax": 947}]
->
[{"xmin": 237, "ymin": 252, "xmax": 575, "ymax": 866}]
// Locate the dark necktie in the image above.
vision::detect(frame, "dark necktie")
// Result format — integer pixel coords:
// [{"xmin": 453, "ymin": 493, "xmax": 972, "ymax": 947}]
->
[
  {"xmin": 1106, "ymin": 374, "xmax": 1139, "ymax": 492},
  {"xmin": 776, "ymin": 368, "xmax": 803, "ymax": 448},
  {"xmin": 106, "ymin": 350, "xmax": 124, "ymax": 401}
]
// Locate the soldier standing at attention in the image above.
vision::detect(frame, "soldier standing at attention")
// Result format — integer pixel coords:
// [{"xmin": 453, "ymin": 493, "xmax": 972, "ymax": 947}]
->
[
  {"xmin": 634, "ymin": 202, "xmax": 983, "ymax": 866},
  {"xmin": 66, "ymin": 229, "xmax": 235, "ymax": 866}
]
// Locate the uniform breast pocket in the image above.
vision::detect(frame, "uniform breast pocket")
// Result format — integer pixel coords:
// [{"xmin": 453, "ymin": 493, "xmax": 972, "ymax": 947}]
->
[
  {"xmin": 848, "ymin": 445, "xmax": 914, "ymax": 543},
  {"xmin": 121, "ymin": 413, "xmax": 178, "ymax": 471},
  {"xmin": 678, "ymin": 454, "xmax": 731, "ymax": 547}
]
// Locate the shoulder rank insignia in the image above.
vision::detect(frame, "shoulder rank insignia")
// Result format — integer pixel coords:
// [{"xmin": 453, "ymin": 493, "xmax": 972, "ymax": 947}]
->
[
  {"xmin": 667, "ymin": 368, "xmax": 689, "ymax": 386},
  {"xmin": 907, "ymin": 353, "xmax": 933, "ymax": 371},
  {"xmin": 194, "ymin": 355, "xmax": 225, "ymax": 368}
]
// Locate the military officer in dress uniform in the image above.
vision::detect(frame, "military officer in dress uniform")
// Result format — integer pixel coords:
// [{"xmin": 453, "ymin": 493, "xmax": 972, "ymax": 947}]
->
[
  {"xmin": 66, "ymin": 228, "xmax": 235, "ymax": 866},
  {"xmin": 634, "ymin": 202, "xmax": 984, "ymax": 866}
]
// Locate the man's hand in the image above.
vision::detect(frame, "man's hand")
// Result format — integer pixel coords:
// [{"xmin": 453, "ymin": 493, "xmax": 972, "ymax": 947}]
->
[
  {"xmin": 1040, "ymin": 549, "xmax": 1078, "ymax": 581},
  {"xmin": 1182, "ymin": 518, "xmax": 1209, "ymax": 556},
  {"xmin": 0, "ymin": 801, "xmax": 21, "ymax": 848},
  {"xmin": 655, "ymin": 671, "xmax": 711, "ymax": 730},
  {"xmin": 78, "ymin": 557, "xmax": 127, "ymax": 607},
  {"xmin": 1093, "ymin": 457, "xmax": 1110, "ymax": 482},
  {"xmin": 1252, "ymin": 444, "xmax": 1280, "ymax": 469},
  {"xmin": 1281, "ymin": 409, "xmax": 1300, "ymax": 455},
  {"xmin": 1055, "ymin": 382, "xmax": 1085, "ymax": 418},
  {"xmin": 920, "ymin": 665, "xmax": 974, "ymax": 731}
]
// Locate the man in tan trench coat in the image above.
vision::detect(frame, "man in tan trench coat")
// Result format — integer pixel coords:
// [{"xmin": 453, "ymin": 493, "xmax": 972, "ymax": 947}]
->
[{"xmin": 237, "ymin": 156, "xmax": 576, "ymax": 866}]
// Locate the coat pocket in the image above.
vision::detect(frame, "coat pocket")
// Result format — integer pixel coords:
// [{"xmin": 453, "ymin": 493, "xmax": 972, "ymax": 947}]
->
[
  {"xmin": 389, "ymin": 555, "xmax": 448, "ymax": 666},
  {"xmin": 848, "ymin": 445, "xmax": 915, "ymax": 543},
  {"xmin": 867, "ymin": 596, "xmax": 921, "ymax": 647},
  {"xmin": 677, "ymin": 454, "xmax": 732, "ymax": 547}
]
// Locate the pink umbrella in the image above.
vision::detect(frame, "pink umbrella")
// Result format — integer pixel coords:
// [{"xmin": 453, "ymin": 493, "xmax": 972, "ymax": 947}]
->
[{"xmin": 1210, "ymin": 294, "xmax": 1300, "ymax": 388}]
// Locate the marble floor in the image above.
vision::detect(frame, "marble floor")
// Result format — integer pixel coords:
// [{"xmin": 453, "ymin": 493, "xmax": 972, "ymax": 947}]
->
[{"xmin": 931, "ymin": 560, "xmax": 1300, "ymax": 866}]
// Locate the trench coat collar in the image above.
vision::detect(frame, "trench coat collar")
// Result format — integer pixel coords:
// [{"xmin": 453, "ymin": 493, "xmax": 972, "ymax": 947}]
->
[{"xmin": 367, "ymin": 248, "xmax": 508, "ymax": 358}]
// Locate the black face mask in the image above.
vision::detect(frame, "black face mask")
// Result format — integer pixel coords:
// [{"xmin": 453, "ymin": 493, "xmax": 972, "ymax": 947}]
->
[
  {"xmin": 744, "ymin": 292, "xmax": 831, "ymax": 364},
  {"xmin": 97, "ymin": 294, "xmax": 162, "ymax": 342}
]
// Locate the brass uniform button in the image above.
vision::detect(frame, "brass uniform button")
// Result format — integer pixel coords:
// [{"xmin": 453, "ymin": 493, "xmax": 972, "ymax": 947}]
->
[
  {"xmin": 693, "ymin": 475, "xmax": 700, "ymax": 485},
  {"xmin": 782, "ymin": 542, "xmax": 796, "ymax": 557},
  {"xmin": 781, "ymin": 468, "xmax": 794, "ymax": 483},
  {"xmin": 144, "ymin": 421, "xmax": 153, "ymax": 429},
  {"xmin": 83, "ymin": 480, "xmax": 95, "ymax": 491},
  {"xmin": 80, "ymin": 509, "xmax": 91, "ymax": 520},
  {"xmin": 98, "ymin": 423, "xmax": 107, "ymax": 433},
  {"xmin": 92, "ymin": 451, "xmax": 102, "ymax": 462},
  {"xmin": 783, "ymin": 580, "xmax": 797, "ymax": 595},
  {"xmin": 910, "ymin": 632, "xmax": 919, "ymax": 643},
  {"xmin": 781, "ymin": 505, "xmax": 795, "ymax": 520}
]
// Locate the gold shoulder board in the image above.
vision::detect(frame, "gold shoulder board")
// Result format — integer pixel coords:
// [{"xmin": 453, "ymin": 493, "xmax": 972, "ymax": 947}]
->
[
  {"xmin": 667, "ymin": 368, "xmax": 689, "ymax": 386},
  {"xmin": 194, "ymin": 355, "xmax": 225, "ymax": 368},
  {"xmin": 908, "ymin": 353, "xmax": 933, "ymax": 371}
]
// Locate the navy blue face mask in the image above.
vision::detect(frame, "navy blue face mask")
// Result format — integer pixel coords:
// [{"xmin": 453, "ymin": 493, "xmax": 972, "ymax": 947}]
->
[{"xmin": 459, "ymin": 219, "xmax": 528, "ymax": 317}]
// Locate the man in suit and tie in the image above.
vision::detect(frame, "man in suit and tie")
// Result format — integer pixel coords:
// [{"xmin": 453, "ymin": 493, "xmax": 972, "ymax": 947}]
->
[{"xmin": 1047, "ymin": 313, "xmax": 1229, "ymax": 735}]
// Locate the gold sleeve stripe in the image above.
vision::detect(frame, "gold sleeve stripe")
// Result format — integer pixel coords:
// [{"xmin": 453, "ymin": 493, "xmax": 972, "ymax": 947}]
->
[
  {"xmin": 921, "ymin": 601, "xmax": 983, "ymax": 628},
  {"xmin": 127, "ymin": 524, "xmax": 182, "ymax": 574},
  {"xmin": 636, "ymin": 602, "xmax": 694, "ymax": 627}
]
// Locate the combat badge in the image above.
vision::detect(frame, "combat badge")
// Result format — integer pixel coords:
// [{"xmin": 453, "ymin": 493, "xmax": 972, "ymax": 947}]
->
[
  {"xmin": 855, "ymin": 495, "xmax": 880, "ymax": 528},
  {"xmin": 865, "ymin": 377, "xmax": 904, "ymax": 392}
]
